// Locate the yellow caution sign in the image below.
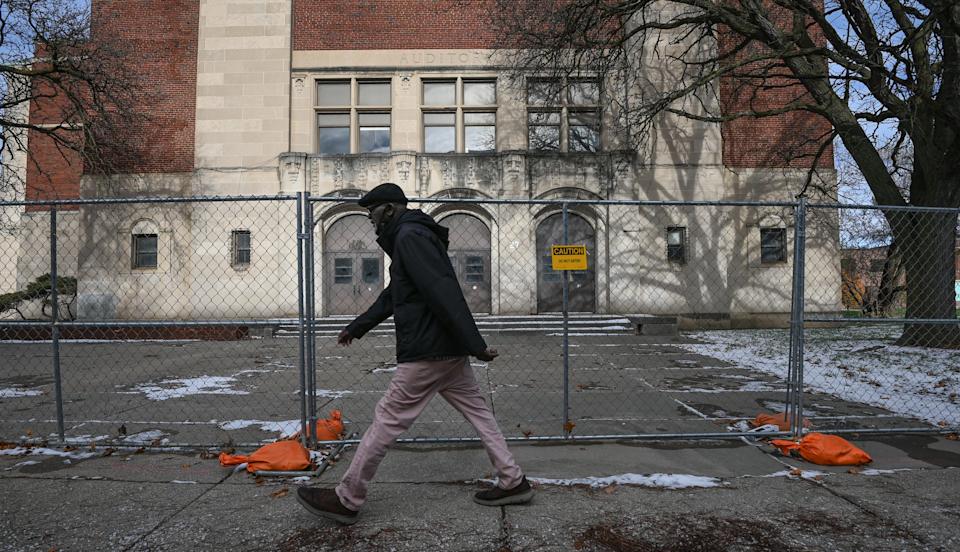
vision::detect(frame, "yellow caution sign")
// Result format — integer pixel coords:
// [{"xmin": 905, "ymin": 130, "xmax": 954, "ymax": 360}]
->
[{"xmin": 551, "ymin": 245, "xmax": 587, "ymax": 271}]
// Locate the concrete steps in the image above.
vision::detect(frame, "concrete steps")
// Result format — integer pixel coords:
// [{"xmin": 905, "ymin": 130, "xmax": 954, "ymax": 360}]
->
[{"xmin": 274, "ymin": 314, "xmax": 638, "ymax": 336}]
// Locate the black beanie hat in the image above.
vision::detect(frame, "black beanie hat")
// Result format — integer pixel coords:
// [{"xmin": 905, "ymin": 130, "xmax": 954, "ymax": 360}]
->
[{"xmin": 358, "ymin": 183, "xmax": 408, "ymax": 209}]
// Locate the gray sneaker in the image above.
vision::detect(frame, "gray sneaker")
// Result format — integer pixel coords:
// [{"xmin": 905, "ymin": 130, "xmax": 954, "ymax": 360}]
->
[{"xmin": 473, "ymin": 476, "xmax": 533, "ymax": 506}]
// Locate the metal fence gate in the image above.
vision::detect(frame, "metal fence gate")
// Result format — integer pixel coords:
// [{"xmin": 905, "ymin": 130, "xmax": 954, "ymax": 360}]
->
[{"xmin": 1, "ymin": 194, "xmax": 956, "ymax": 449}]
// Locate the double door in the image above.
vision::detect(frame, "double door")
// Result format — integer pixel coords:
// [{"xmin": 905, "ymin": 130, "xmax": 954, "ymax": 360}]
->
[{"xmin": 325, "ymin": 252, "xmax": 383, "ymax": 315}]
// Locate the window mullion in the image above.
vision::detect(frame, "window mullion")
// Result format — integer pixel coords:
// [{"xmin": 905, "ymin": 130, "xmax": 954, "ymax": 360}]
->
[
  {"xmin": 456, "ymin": 77, "xmax": 463, "ymax": 153},
  {"xmin": 560, "ymin": 106, "xmax": 569, "ymax": 152}
]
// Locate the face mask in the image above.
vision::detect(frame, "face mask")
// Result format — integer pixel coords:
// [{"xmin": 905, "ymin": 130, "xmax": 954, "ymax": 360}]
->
[{"xmin": 370, "ymin": 205, "xmax": 392, "ymax": 236}]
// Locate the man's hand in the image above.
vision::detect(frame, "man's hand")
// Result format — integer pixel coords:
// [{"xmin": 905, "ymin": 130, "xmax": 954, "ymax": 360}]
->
[
  {"xmin": 475, "ymin": 347, "xmax": 499, "ymax": 362},
  {"xmin": 337, "ymin": 328, "xmax": 354, "ymax": 347}
]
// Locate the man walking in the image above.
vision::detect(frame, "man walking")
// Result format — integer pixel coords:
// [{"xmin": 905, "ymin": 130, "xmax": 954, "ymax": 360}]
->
[{"xmin": 296, "ymin": 183, "xmax": 532, "ymax": 524}]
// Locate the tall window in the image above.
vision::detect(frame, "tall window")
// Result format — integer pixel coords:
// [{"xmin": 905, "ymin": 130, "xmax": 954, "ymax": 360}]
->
[
  {"xmin": 316, "ymin": 79, "xmax": 392, "ymax": 154},
  {"xmin": 132, "ymin": 234, "xmax": 158, "ymax": 269},
  {"xmin": 422, "ymin": 78, "xmax": 497, "ymax": 153},
  {"xmin": 232, "ymin": 230, "xmax": 251, "ymax": 267},
  {"xmin": 666, "ymin": 227, "xmax": 686, "ymax": 264},
  {"xmin": 527, "ymin": 78, "xmax": 600, "ymax": 152},
  {"xmin": 760, "ymin": 228, "xmax": 787, "ymax": 264}
]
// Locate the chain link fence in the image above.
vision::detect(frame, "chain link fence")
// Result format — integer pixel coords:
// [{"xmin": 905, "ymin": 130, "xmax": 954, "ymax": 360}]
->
[{"xmin": 1, "ymin": 195, "xmax": 956, "ymax": 449}]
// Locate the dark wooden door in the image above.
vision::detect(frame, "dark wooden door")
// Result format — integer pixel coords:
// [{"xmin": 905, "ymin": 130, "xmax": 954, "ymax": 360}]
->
[
  {"xmin": 536, "ymin": 213, "xmax": 596, "ymax": 313},
  {"xmin": 439, "ymin": 214, "xmax": 492, "ymax": 313}
]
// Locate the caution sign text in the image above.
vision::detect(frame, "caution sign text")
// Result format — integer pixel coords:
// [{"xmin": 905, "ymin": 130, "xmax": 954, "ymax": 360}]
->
[{"xmin": 551, "ymin": 245, "xmax": 588, "ymax": 271}]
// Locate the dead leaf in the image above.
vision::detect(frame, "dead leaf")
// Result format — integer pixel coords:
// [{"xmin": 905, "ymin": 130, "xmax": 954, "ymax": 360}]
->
[
  {"xmin": 25, "ymin": 430, "xmax": 33, "ymax": 437},
  {"xmin": 563, "ymin": 421, "xmax": 576, "ymax": 434},
  {"xmin": 813, "ymin": 475, "xmax": 825, "ymax": 481},
  {"xmin": 945, "ymin": 433, "xmax": 959, "ymax": 441},
  {"xmin": 63, "ymin": 445, "xmax": 76, "ymax": 452},
  {"xmin": 847, "ymin": 467, "xmax": 863, "ymax": 475},
  {"xmin": 271, "ymin": 487, "xmax": 289, "ymax": 499},
  {"xmin": 181, "ymin": 463, "xmax": 191, "ymax": 469},
  {"xmin": 199, "ymin": 451, "xmax": 217, "ymax": 460},
  {"xmin": 522, "ymin": 430, "xmax": 533, "ymax": 438},
  {"xmin": 601, "ymin": 484, "xmax": 617, "ymax": 495},
  {"xmin": 102, "ymin": 448, "xmax": 115, "ymax": 457},
  {"xmin": 789, "ymin": 468, "xmax": 803, "ymax": 477},
  {"xmin": 134, "ymin": 447, "xmax": 145, "ymax": 454},
  {"xmin": 254, "ymin": 477, "xmax": 265, "ymax": 486}
]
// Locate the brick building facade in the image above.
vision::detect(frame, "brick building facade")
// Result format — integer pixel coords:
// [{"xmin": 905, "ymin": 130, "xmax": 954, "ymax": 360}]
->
[{"xmin": 4, "ymin": 0, "xmax": 840, "ymax": 324}]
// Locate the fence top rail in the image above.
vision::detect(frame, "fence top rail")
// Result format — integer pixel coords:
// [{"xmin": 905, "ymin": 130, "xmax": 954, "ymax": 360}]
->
[
  {"xmin": 7, "ymin": 195, "xmax": 956, "ymax": 212},
  {"xmin": 3, "ymin": 195, "xmax": 808, "ymax": 209},
  {"xmin": 310, "ymin": 196, "xmax": 805, "ymax": 208},
  {"xmin": 808, "ymin": 202, "xmax": 960, "ymax": 214},
  {"xmin": 0, "ymin": 194, "xmax": 300, "ymax": 207}
]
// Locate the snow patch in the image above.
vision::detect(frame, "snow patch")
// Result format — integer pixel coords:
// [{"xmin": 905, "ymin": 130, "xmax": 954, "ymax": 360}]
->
[
  {"xmin": 0, "ymin": 447, "xmax": 98, "ymax": 460},
  {"xmin": 129, "ymin": 376, "xmax": 249, "ymax": 401},
  {"xmin": 678, "ymin": 328, "xmax": 960, "ymax": 427},
  {"xmin": 218, "ymin": 419, "xmax": 301, "ymax": 437},
  {"xmin": 0, "ymin": 386, "xmax": 43, "ymax": 398},
  {"xmin": 316, "ymin": 389, "xmax": 352, "ymax": 399},
  {"xmin": 526, "ymin": 473, "xmax": 722, "ymax": 490},
  {"xmin": 122, "ymin": 430, "xmax": 170, "ymax": 445},
  {"xmin": 859, "ymin": 468, "xmax": 912, "ymax": 476},
  {"xmin": 764, "ymin": 469, "xmax": 829, "ymax": 480},
  {"xmin": 170, "ymin": 480, "xmax": 197, "ymax": 484}
]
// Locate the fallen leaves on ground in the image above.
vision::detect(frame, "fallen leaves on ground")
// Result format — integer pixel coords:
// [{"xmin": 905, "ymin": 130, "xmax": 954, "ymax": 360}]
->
[{"xmin": 271, "ymin": 487, "xmax": 289, "ymax": 499}]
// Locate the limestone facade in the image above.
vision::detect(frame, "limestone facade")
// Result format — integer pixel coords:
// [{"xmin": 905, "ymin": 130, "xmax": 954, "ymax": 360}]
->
[{"xmin": 6, "ymin": 0, "xmax": 841, "ymax": 325}]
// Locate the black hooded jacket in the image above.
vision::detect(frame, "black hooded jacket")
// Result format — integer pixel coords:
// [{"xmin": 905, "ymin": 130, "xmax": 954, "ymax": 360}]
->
[{"xmin": 345, "ymin": 209, "xmax": 488, "ymax": 362}]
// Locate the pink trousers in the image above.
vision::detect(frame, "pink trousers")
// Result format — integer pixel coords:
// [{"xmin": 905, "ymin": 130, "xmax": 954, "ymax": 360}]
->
[{"xmin": 335, "ymin": 356, "xmax": 524, "ymax": 511}]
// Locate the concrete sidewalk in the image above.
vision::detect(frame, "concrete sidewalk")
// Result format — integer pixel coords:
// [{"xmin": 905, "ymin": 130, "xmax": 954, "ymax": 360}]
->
[{"xmin": 2, "ymin": 433, "xmax": 958, "ymax": 551}]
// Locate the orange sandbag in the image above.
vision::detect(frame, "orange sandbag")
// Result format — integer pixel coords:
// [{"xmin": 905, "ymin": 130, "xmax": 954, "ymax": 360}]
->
[
  {"xmin": 770, "ymin": 433, "xmax": 872, "ymax": 466},
  {"xmin": 751, "ymin": 412, "xmax": 811, "ymax": 432},
  {"xmin": 291, "ymin": 410, "xmax": 344, "ymax": 441},
  {"xmin": 310, "ymin": 409, "xmax": 344, "ymax": 441},
  {"xmin": 219, "ymin": 439, "xmax": 311, "ymax": 473}
]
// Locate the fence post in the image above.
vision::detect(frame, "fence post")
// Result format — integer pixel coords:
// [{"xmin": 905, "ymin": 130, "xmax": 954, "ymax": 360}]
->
[
  {"xmin": 787, "ymin": 198, "xmax": 807, "ymax": 438},
  {"xmin": 562, "ymin": 202, "xmax": 571, "ymax": 437},
  {"xmin": 305, "ymin": 195, "xmax": 318, "ymax": 449},
  {"xmin": 296, "ymin": 193, "xmax": 308, "ymax": 446},
  {"xmin": 49, "ymin": 206, "xmax": 65, "ymax": 443}
]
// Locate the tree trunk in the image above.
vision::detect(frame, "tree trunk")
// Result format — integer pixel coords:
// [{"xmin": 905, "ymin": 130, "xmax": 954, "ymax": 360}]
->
[
  {"xmin": 874, "ymin": 239, "xmax": 904, "ymax": 317},
  {"xmin": 893, "ymin": 210, "xmax": 960, "ymax": 348}
]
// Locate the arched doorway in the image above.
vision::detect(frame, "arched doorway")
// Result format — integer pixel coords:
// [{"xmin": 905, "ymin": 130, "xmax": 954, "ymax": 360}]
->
[
  {"xmin": 323, "ymin": 214, "xmax": 384, "ymax": 315},
  {"xmin": 439, "ymin": 213, "xmax": 492, "ymax": 313},
  {"xmin": 536, "ymin": 212, "xmax": 596, "ymax": 313}
]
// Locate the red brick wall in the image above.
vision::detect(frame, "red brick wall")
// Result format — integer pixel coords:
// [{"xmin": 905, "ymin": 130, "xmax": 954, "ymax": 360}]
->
[
  {"xmin": 90, "ymin": 0, "xmax": 200, "ymax": 173},
  {"xmin": 25, "ymin": 50, "xmax": 85, "ymax": 211},
  {"xmin": 293, "ymin": 0, "xmax": 497, "ymax": 50},
  {"xmin": 717, "ymin": 7, "xmax": 835, "ymax": 170},
  {"xmin": 24, "ymin": 1, "xmax": 200, "ymax": 209},
  {"xmin": 24, "ymin": 131, "xmax": 83, "ymax": 212}
]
